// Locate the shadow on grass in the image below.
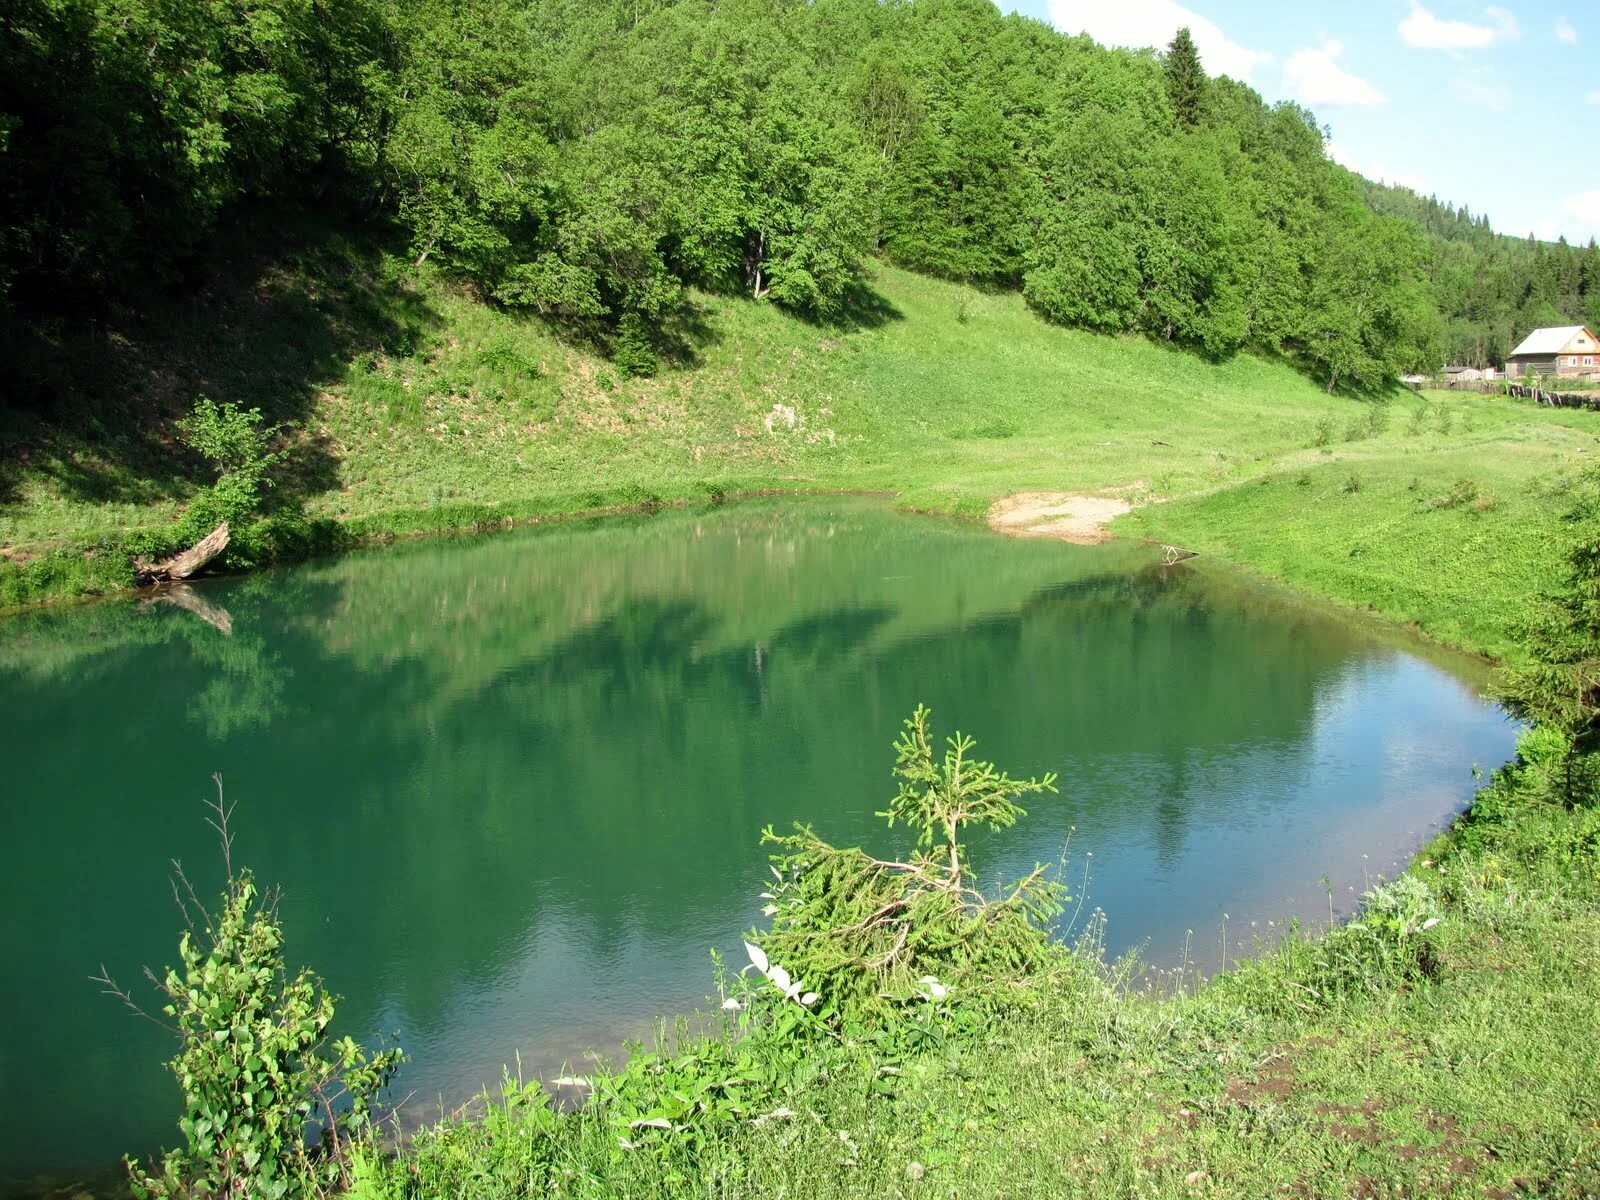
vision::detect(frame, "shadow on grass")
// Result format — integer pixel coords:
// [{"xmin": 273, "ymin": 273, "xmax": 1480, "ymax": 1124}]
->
[
  {"xmin": 800, "ymin": 279, "xmax": 904, "ymax": 333},
  {"xmin": 0, "ymin": 212, "xmax": 437, "ymax": 518},
  {"xmin": 655, "ymin": 300, "xmax": 720, "ymax": 370}
]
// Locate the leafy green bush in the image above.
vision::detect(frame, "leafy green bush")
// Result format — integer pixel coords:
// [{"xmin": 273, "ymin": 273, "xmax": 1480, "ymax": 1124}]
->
[
  {"xmin": 106, "ymin": 792, "xmax": 402, "ymax": 1200},
  {"xmin": 1429, "ymin": 477, "xmax": 1479, "ymax": 510},
  {"xmin": 175, "ymin": 396, "xmax": 288, "ymax": 548},
  {"xmin": 612, "ymin": 313, "xmax": 660, "ymax": 379},
  {"xmin": 474, "ymin": 338, "xmax": 537, "ymax": 377}
]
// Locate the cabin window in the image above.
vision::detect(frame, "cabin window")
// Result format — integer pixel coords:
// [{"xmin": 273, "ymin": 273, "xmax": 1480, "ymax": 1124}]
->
[{"xmin": 1587, "ymin": 356, "xmax": 1596, "ymax": 366}]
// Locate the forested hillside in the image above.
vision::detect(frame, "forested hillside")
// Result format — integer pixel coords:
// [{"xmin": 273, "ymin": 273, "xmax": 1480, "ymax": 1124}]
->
[
  {"xmin": 1364, "ymin": 181, "xmax": 1600, "ymax": 369},
  {"xmin": 9, "ymin": 0, "xmax": 1579, "ymax": 403}
]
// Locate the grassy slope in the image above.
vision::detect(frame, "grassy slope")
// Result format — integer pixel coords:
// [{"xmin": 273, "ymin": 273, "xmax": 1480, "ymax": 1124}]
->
[{"xmin": 9, "ymin": 246, "xmax": 1594, "ymax": 659}]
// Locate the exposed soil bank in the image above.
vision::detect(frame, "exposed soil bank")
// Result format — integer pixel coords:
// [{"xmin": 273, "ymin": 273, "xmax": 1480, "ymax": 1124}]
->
[{"xmin": 986, "ymin": 491, "xmax": 1135, "ymax": 544}]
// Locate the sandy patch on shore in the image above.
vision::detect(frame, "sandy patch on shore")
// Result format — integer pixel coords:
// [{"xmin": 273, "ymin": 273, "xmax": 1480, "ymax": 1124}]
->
[{"xmin": 986, "ymin": 492, "xmax": 1133, "ymax": 545}]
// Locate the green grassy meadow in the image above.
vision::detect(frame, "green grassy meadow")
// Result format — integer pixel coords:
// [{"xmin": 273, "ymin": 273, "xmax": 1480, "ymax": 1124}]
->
[{"xmin": 10, "ymin": 245, "xmax": 1595, "ymax": 662}]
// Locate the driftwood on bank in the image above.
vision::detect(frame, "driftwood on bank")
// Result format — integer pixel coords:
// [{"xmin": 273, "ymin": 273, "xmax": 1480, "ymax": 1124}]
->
[{"xmin": 134, "ymin": 521, "xmax": 229, "ymax": 586}]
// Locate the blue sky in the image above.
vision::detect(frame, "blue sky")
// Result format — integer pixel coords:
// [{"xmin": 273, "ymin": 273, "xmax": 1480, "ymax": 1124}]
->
[{"xmin": 1002, "ymin": 0, "xmax": 1599, "ymax": 244}]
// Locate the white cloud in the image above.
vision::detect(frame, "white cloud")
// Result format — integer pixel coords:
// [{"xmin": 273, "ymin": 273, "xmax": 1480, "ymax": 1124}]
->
[
  {"xmin": 1399, "ymin": 3, "xmax": 1519, "ymax": 51},
  {"xmin": 1452, "ymin": 75, "xmax": 1510, "ymax": 110},
  {"xmin": 1555, "ymin": 18, "xmax": 1578, "ymax": 45},
  {"xmin": 1047, "ymin": 0, "xmax": 1272, "ymax": 83},
  {"xmin": 1531, "ymin": 191, "xmax": 1600, "ymax": 244},
  {"xmin": 1588, "ymin": 89, "xmax": 1600, "ymax": 105},
  {"xmin": 1284, "ymin": 40, "xmax": 1386, "ymax": 108},
  {"xmin": 1326, "ymin": 137, "xmax": 1430, "ymax": 195}
]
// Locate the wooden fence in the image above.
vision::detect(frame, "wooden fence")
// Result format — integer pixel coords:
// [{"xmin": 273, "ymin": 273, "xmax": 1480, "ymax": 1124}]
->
[
  {"xmin": 1409, "ymin": 376, "xmax": 1600, "ymax": 406},
  {"xmin": 1503, "ymin": 384, "xmax": 1600, "ymax": 409}
]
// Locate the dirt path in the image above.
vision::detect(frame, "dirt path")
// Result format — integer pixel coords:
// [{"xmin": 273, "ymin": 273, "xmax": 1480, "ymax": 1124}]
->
[{"xmin": 986, "ymin": 491, "xmax": 1134, "ymax": 545}]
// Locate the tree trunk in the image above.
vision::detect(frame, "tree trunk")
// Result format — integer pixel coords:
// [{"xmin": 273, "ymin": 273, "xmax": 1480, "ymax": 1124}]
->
[{"xmin": 134, "ymin": 522, "xmax": 230, "ymax": 586}]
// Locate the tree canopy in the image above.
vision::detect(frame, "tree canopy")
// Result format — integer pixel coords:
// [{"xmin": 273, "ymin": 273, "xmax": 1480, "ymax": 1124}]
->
[{"xmin": 4, "ymin": 0, "xmax": 1590, "ymax": 389}]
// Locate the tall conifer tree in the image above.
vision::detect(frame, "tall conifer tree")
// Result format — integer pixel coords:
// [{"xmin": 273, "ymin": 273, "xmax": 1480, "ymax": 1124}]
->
[{"xmin": 1164, "ymin": 27, "xmax": 1206, "ymax": 127}]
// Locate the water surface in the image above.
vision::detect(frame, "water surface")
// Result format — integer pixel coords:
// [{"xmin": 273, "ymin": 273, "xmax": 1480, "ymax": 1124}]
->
[{"xmin": 0, "ymin": 499, "xmax": 1515, "ymax": 1181}]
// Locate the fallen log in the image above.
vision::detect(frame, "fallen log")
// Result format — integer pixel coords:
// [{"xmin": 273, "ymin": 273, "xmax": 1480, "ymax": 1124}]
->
[{"xmin": 134, "ymin": 521, "xmax": 229, "ymax": 586}]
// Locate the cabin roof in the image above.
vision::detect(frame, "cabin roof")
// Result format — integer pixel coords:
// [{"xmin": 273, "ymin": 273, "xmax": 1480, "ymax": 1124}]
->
[{"xmin": 1509, "ymin": 326, "xmax": 1590, "ymax": 356}]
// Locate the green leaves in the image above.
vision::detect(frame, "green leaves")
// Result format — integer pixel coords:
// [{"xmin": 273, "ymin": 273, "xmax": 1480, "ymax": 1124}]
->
[
  {"xmin": 172, "ymin": 395, "xmax": 288, "ymax": 554},
  {"xmin": 1497, "ymin": 468, "xmax": 1600, "ymax": 801},
  {"xmin": 754, "ymin": 707, "xmax": 1067, "ymax": 1027},
  {"xmin": 118, "ymin": 848, "xmax": 403, "ymax": 1200},
  {"xmin": 0, "ymin": 0, "xmax": 393, "ymax": 303},
  {"xmin": 4, "ymin": 0, "xmax": 1478, "ymax": 391},
  {"xmin": 882, "ymin": 704, "xmax": 1056, "ymax": 861},
  {"xmin": 1163, "ymin": 27, "xmax": 1207, "ymax": 128}
]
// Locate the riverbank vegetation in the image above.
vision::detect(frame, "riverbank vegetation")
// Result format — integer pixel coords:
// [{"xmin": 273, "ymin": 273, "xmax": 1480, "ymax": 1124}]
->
[
  {"xmin": 107, "ymin": 694, "xmax": 1600, "ymax": 1199},
  {"xmin": 6, "ymin": 0, "xmax": 1600, "ymax": 627},
  {"xmin": 4, "ymin": 252, "xmax": 1595, "ymax": 664}
]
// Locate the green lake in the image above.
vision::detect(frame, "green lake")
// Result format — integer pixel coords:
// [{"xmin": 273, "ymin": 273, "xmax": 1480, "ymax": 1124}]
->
[{"xmin": 0, "ymin": 498, "xmax": 1516, "ymax": 1185}]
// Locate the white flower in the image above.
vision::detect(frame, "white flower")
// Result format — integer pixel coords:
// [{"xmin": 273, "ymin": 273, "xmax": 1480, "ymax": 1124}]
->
[
  {"xmin": 721, "ymin": 997, "xmax": 743, "ymax": 1011},
  {"xmin": 1421, "ymin": 917, "xmax": 1440, "ymax": 931},
  {"xmin": 917, "ymin": 975, "xmax": 951, "ymax": 1001},
  {"xmin": 800, "ymin": 992, "xmax": 819, "ymax": 1007},
  {"xmin": 761, "ymin": 904, "xmax": 779, "ymax": 917}
]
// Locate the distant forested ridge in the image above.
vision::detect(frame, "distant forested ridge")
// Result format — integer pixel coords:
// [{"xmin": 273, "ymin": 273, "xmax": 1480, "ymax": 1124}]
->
[
  {"xmin": 2, "ymin": 0, "xmax": 1593, "ymax": 392},
  {"xmin": 1363, "ymin": 182, "xmax": 1600, "ymax": 370}
]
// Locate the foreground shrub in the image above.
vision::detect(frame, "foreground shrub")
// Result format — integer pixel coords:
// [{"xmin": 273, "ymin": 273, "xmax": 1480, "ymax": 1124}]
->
[
  {"xmin": 1498, "ymin": 466, "xmax": 1600, "ymax": 801},
  {"xmin": 104, "ymin": 788, "xmax": 402, "ymax": 1199},
  {"xmin": 753, "ymin": 705, "xmax": 1066, "ymax": 1028},
  {"xmin": 176, "ymin": 397, "xmax": 284, "ymax": 524}
]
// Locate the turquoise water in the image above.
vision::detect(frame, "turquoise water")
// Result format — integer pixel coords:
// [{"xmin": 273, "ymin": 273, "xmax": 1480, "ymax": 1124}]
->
[{"xmin": 0, "ymin": 499, "xmax": 1515, "ymax": 1184}]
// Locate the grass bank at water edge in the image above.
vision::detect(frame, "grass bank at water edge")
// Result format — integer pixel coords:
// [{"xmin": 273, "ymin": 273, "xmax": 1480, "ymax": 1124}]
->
[
  {"xmin": 379, "ymin": 745, "xmax": 1599, "ymax": 1199},
  {"xmin": 7, "ymin": 234, "xmax": 1599, "ymax": 662}
]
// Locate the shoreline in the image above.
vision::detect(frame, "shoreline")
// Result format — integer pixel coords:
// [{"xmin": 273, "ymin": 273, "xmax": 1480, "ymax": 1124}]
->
[{"xmin": 0, "ymin": 485, "xmax": 1513, "ymax": 687}]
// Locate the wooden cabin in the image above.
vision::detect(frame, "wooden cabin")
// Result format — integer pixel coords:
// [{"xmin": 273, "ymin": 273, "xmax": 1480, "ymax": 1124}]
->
[{"xmin": 1505, "ymin": 325, "xmax": 1600, "ymax": 378}]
